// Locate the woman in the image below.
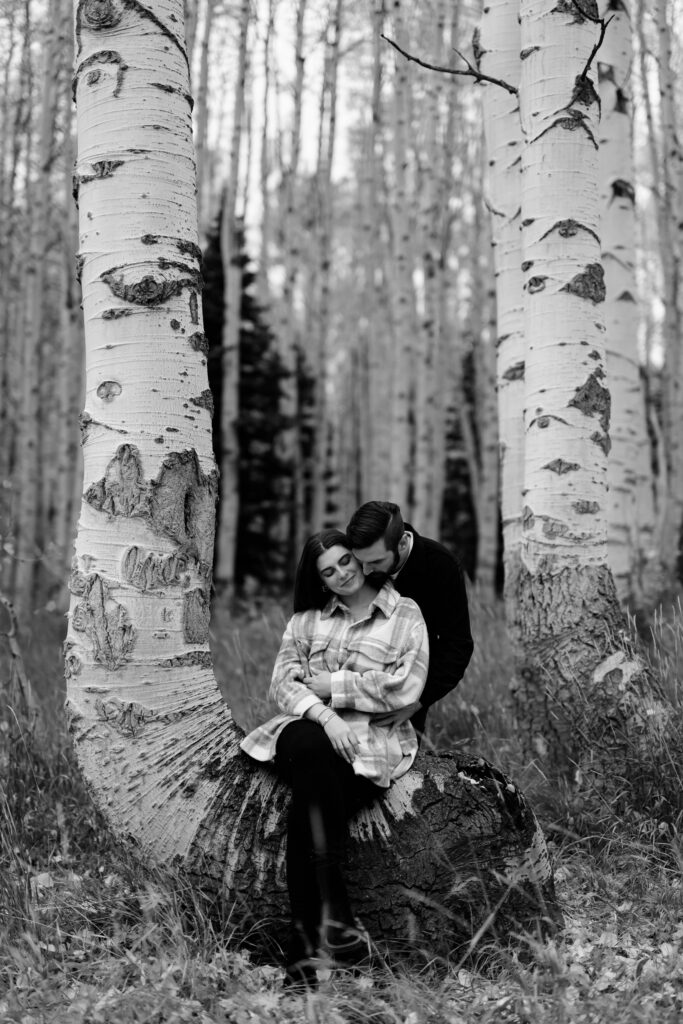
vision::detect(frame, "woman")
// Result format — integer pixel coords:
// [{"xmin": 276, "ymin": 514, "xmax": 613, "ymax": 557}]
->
[{"xmin": 240, "ymin": 529, "xmax": 428, "ymax": 989}]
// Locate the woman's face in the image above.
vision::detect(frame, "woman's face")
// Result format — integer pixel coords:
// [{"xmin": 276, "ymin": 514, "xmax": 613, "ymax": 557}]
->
[{"xmin": 316, "ymin": 544, "xmax": 364, "ymax": 599}]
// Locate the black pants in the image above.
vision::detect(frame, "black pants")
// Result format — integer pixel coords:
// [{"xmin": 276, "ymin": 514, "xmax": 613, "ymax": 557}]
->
[{"xmin": 274, "ymin": 719, "xmax": 382, "ymax": 962}]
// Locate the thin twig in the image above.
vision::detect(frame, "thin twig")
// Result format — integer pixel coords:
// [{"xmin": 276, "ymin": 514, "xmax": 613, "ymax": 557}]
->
[
  {"xmin": 381, "ymin": 33, "xmax": 518, "ymax": 96},
  {"xmin": 578, "ymin": 12, "xmax": 615, "ymax": 80}
]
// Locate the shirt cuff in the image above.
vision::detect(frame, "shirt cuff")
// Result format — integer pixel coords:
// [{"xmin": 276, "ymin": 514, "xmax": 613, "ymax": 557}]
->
[
  {"xmin": 329, "ymin": 670, "xmax": 352, "ymax": 708},
  {"xmin": 291, "ymin": 692, "xmax": 322, "ymax": 718}
]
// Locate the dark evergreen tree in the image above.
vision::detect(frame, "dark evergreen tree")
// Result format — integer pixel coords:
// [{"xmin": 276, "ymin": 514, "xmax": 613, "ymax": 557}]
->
[{"xmin": 203, "ymin": 219, "xmax": 305, "ymax": 590}]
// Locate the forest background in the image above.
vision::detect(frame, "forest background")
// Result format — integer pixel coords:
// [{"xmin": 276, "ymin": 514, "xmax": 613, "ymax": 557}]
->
[{"xmin": 3, "ymin": 0, "xmax": 683, "ymax": 1021}]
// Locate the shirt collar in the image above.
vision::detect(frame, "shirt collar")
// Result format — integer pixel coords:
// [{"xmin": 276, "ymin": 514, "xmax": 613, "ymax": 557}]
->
[
  {"xmin": 321, "ymin": 581, "xmax": 398, "ymax": 620},
  {"xmin": 390, "ymin": 531, "xmax": 413, "ymax": 579}
]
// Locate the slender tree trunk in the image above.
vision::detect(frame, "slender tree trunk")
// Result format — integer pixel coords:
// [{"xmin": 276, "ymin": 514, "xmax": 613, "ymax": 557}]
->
[
  {"xmin": 14, "ymin": 0, "xmax": 61, "ymax": 617},
  {"xmin": 193, "ymin": 0, "xmax": 216, "ymax": 241},
  {"xmin": 599, "ymin": 0, "xmax": 659, "ymax": 606},
  {"xmin": 214, "ymin": 0, "xmax": 250, "ymax": 592},
  {"xmin": 480, "ymin": 0, "xmax": 524, "ymax": 621}
]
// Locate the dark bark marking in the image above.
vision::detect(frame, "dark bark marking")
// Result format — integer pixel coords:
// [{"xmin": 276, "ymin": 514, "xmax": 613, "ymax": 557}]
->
[
  {"xmin": 522, "ymin": 218, "xmax": 535, "ymax": 228},
  {"xmin": 521, "ymin": 260, "xmax": 534, "ymax": 272},
  {"xmin": 101, "ymin": 268, "xmax": 199, "ymax": 307},
  {"xmin": 503, "ymin": 361, "xmax": 525, "ymax": 381},
  {"xmin": 535, "ymin": 112, "xmax": 599, "ymax": 150},
  {"xmin": 540, "ymin": 219, "xmax": 601, "ymax": 247},
  {"xmin": 569, "ymin": 370, "xmax": 610, "ymax": 432},
  {"xmin": 530, "ymin": 413, "xmax": 569, "ymax": 430},
  {"xmin": 616, "ymin": 290, "xmax": 636, "ymax": 303},
  {"xmin": 184, "ymin": 587, "xmax": 211, "ymax": 643},
  {"xmin": 85, "ymin": 444, "xmax": 149, "ymax": 517},
  {"xmin": 81, "ymin": 0, "xmax": 124, "ymax": 30},
  {"xmin": 527, "ymin": 276, "xmax": 548, "ymax": 294},
  {"xmin": 74, "ymin": 161, "xmax": 125, "ymax": 204},
  {"xmin": 142, "ymin": 234, "xmax": 160, "ymax": 245},
  {"xmin": 160, "ymin": 650, "xmax": 213, "ymax": 668},
  {"xmin": 189, "ymin": 332, "xmax": 209, "ymax": 355},
  {"xmin": 170, "ymin": 319, "xmax": 181, "ymax": 330},
  {"xmin": 121, "ymin": 543, "xmax": 207, "ymax": 591},
  {"xmin": 544, "ymin": 459, "xmax": 581, "ymax": 475},
  {"xmin": 573, "ymin": 500, "xmax": 600, "ymax": 514},
  {"xmin": 189, "ymin": 390, "xmax": 214, "ymax": 415},
  {"xmin": 73, "ymin": 50, "xmax": 128, "ymax": 100},
  {"xmin": 561, "ymin": 263, "xmax": 605, "ymax": 304},
  {"xmin": 189, "ymin": 292, "xmax": 199, "ymax": 324},
  {"xmin": 520, "ymin": 46, "xmax": 540, "ymax": 60},
  {"xmin": 97, "ymin": 380, "xmax": 122, "ymax": 401},
  {"xmin": 102, "ymin": 308, "xmax": 133, "ymax": 320},
  {"xmin": 71, "ymin": 574, "xmax": 136, "ymax": 670},
  {"xmin": 588, "ymin": 350, "xmax": 601, "ymax": 360},
  {"xmin": 614, "ymin": 87, "xmax": 629, "ymax": 114},
  {"xmin": 542, "ymin": 519, "xmax": 569, "ymax": 538},
  {"xmin": 611, "ymin": 179, "xmax": 635, "ymax": 203},
  {"xmin": 522, "ymin": 506, "xmax": 535, "ymax": 529},
  {"xmin": 177, "ymin": 239, "xmax": 203, "ymax": 263},
  {"xmin": 591, "ymin": 430, "xmax": 611, "ymax": 454},
  {"xmin": 149, "ymin": 450, "xmax": 218, "ymax": 573},
  {"xmin": 63, "ymin": 640, "xmax": 83, "ymax": 679},
  {"xmin": 551, "ymin": 0, "xmax": 598, "ymax": 19},
  {"xmin": 95, "ymin": 695, "xmax": 184, "ymax": 736},
  {"xmin": 569, "ymin": 74, "xmax": 600, "ymax": 111}
]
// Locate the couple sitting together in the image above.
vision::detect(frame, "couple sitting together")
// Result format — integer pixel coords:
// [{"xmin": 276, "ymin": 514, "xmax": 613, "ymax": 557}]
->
[{"xmin": 240, "ymin": 500, "xmax": 473, "ymax": 988}]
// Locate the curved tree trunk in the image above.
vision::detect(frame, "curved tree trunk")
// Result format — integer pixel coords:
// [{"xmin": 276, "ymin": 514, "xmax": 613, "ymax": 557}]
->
[{"xmin": 67, "ymin": 0, "xmax": 560, "ymax": 963}]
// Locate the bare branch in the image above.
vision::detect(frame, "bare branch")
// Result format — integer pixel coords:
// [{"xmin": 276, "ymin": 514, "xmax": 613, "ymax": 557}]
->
[
  {"xmin": 579, "ymin": 13, "xmax": 615, "ymax": 80},
  {"xmin": 381, "ymin": 34, "xmax": 518, "ymax": 96}
]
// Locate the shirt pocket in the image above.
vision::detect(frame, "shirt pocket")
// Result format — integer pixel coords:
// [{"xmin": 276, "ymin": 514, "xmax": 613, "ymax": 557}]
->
[{"xmin": 307, "ymin": 637, "xmax": 333, "ymax": 671}]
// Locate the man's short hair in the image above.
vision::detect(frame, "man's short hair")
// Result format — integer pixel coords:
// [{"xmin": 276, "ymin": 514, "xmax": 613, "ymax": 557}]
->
[{"xmin": 346, "ymin": 501, "xmax": 404, "ymax": 553}]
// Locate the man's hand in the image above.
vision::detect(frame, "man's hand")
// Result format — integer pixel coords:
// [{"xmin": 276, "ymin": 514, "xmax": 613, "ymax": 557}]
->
[
  {"xmin": 303, "ymin": 669, "xmax": 333, "ymax": 700},
  {"xmin": 323, "ymin": 716, "xmax": 360, "ymax": 764},
  {"xmin": 372, "ymin": 701, "xmax": 422, "ymax": 728}
]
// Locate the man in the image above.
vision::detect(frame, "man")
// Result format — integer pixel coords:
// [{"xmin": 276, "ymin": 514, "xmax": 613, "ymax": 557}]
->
[{"xmin": 346, "ymin": 500, "xmax": 473, "ymax": 736}]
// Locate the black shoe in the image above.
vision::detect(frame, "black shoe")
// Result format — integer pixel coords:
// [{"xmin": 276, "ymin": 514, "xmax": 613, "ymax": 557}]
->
[
  {"xmin": 283, "ymin": 959, "xmax": 318, "ymax": 992},
  {"xmin": 323, "ymin": 921, "xmax": 372, "ymax": 966}
]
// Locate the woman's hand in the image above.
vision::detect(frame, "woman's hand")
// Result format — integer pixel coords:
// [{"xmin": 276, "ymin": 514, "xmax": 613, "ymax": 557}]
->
[
  {"xmin": 304, "ymin": 669, "xmax": 333, "ymax": 700},
  {"xmin": 323, "ymin": 715, "xmax": 360, "ymax": 764}
]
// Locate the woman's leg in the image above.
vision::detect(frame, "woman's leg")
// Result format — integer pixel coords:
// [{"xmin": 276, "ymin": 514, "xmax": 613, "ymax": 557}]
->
[{"xmin": 274, "ymin": 719, "xmax": 380, "ymax": 970}]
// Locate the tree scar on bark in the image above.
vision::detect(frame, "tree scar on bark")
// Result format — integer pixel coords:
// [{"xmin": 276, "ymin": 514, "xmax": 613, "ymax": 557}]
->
[
  {"xmin": 97, "ymin": 381, "xmax": 123, "ymax": 401},
  {"xmin": 73, "ymin": 161, "xmax": 125, "ymax": 204},
  {"xmin": 540, "ymin": 219, "xmax": 601, "ymax": 247},
  {"xmin": 611, "ymin": 179, "xmax": 635, "ymax": 204},
  {"xmin": 121, "ymin": 543, "xmax": 208, "ymax": 591},
  {"xmin": 568, "ymin": 370, "xmax": 610, "ymax": 432},
  {"xmin": 502, "ymin": 361, "xmax": 525, "ymax": 381},
  {"xmin": 101, "ymin": 267, "xmax": 200, "ymax": 306},
  {"xmin": 542, "ymin": 518, "xmax": 569, "ymax": 538},
  {"xmin": 533, "ymin": 111, "xmax": 599, "ymax": 150},
  {"xmin": 94, "ymin": 695, "xmax": 185, "ymax": 736},
  {"xmin": 159, "ymin": 651, "xmax": 213, "ymax": 668},
  {"xmin": 72, "ymin": 50, "xmax": 128, "ymax": 100},
  {"xmin": 189, "ymin": 390, "xmax": 214, "ymax": 415},
  {"xmin": 184, "ymin": 587, "xmax": 211, "ymax": 643},
  {"xmin": 63, "ymin": 639, "xmax": 83, "ymax": 679},
  {"xmin": 149, "ymin": 450, "xmax": 218, "ymax": 572},
  {"xmin": 590, "ymin": 430, "xmax": 611, "ymax": 454},
  {"xmin": 520, "ymin": 46, "xmax": 540, "ymax": 60},
  {"xmin": 189, "ymin": 292, "xmax": 199, "ymax": 324},
  {"xmin": 543, "ymin": 459, "xmax": 581, "ymax": 475},
  {"xmin": 551, "ymin": 0, "xmax": 598, "ymax": 21},
  {"xmin": 71, "ymin": 574, "xmax": 136, "ymax": 670},
  {"xmin": 528, "ymin": 413, "xmax": 568, "ymax": 429},
  {"xmin": 102, "ymin": 308, "xmax": 133, "ymax": 319},
  {"xmin": 85, "ymin": 444, "xmax": 149, "ymax": 517},
  {"xmin": 567, "ymin": 74, "xmax": 600, "ymax": 112},
  {"xmin": 561, "ymin": 263, "xmax": 605, "ymax": 303},
  {"xmin": 573, "ymin": 500, "xmax": 600, "ymax": 514},
  {"xmin": 526, "ymin": 276, "xmax": 547, "ymax": 294},
  {"xmin": 188, "ymin": 332, "xmax": 209, "ymax": 355},
  {"xmin": 616, "ymin": 290, "xmax": 636, "ymax": 303}
]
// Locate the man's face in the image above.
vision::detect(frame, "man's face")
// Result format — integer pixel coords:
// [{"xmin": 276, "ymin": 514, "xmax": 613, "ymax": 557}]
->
[{"xmin": 351, "ymin": 538, "xmax": 401, "ymax": 578}]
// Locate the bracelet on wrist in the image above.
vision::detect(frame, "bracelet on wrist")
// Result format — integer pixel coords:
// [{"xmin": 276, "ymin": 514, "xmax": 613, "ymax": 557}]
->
[{"xmin": 318, "ymin": 708, "xmax": 337, "ymax": 728}]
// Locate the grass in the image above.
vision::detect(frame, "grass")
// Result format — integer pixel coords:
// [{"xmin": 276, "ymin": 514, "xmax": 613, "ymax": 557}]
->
[{"xmin": 2, "ymin": 589, "xmax": 683, "ymax": 1021}]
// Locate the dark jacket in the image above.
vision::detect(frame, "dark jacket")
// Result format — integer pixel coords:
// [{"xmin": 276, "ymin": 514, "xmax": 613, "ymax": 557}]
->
[{"xmin": 391, "ymin": 523, "xmax": 473, "ymax": 734}]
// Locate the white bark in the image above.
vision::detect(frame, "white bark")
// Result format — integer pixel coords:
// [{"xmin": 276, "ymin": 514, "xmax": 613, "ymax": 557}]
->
[
  {"xmin": 598, "ymin": 0, "xmax": 658, "ymax": 605},
  {"xmin": 479, "ymin": 0, "xmax": 524, "ymax": 617}
]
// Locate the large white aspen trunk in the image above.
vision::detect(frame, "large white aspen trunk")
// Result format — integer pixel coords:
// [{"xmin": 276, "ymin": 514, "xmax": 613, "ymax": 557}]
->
[
  {"xmin": 67, "ymin": 0, "xmax": 560, "ymax": 957},
  {"xmin": 479, "ymin": 0, "xmax": 524, "ymax": 623},
  {"xmin": 514, "ymin": 0, "xmax": 666, "ymax": 785},
  {"xmin": 598, "ymin": 0, "xmax": 658, "ymax": 606},
  {"xmin": 214, "ymin": 0, "xmax": 250, "ymax": 591}
]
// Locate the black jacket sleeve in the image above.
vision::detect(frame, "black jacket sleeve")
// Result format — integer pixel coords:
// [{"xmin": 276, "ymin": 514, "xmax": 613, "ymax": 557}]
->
[{"xmin": 416, "ymin": 553, "xmax": 473, "ymax": 709}]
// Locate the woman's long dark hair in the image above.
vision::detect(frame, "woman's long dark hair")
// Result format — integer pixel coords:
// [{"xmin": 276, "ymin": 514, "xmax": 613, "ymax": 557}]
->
[{"xmin": 293, "ymin": 529, "xmax": 350, "ymax": 612}]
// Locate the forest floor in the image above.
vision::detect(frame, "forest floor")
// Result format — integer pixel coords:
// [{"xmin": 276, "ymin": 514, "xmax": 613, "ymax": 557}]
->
[{"xmin": 1, "ymin": 592, "xmax": 683, "ymax": 1023}]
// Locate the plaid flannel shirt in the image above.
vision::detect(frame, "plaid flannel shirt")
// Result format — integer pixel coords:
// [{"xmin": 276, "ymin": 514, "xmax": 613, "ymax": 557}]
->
[{"xmin": 240, "ymin": 583, "xmax": 428, "ymax": 787}]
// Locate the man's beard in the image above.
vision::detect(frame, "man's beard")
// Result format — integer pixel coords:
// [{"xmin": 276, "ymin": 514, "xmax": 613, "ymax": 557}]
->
[{"xmin": 365, "ymin": 551, "xmax": 401, "ymax": 589}]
